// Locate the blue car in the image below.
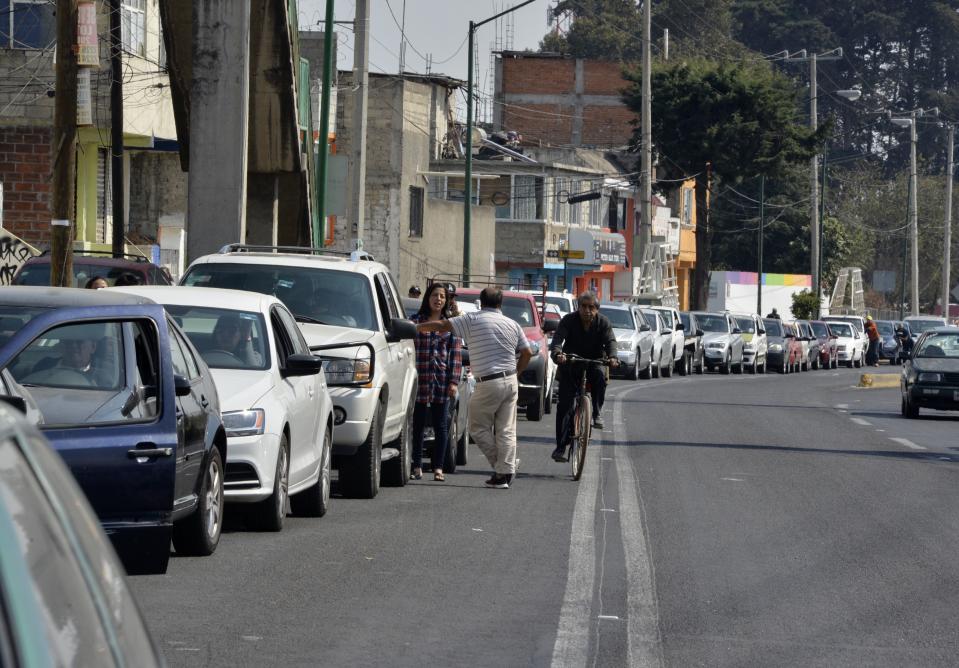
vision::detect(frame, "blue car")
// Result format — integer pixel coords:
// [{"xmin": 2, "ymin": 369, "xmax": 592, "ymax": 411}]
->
[{"xmin": 0, "ymin": 287, "xmax": 226, "ymax": 574}]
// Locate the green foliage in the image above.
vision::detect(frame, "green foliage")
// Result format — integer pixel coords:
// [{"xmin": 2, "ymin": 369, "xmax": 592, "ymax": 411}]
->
[
  {"xmin": 791, "ymin": 289, "xmax": 819, "ymax": 320},
  {"xmin": 541, "ymin": 0, "xmax": 643, "ymax": 61}
]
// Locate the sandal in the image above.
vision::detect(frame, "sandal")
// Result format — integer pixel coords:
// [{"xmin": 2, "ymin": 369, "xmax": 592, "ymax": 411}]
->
[
  {"xmin": 433, "ymin": 470, "xmax": 445, "ymax": 482},
  {"xmin": 410, "ymin": 468, "xmax": 423, "ymax": 480}
]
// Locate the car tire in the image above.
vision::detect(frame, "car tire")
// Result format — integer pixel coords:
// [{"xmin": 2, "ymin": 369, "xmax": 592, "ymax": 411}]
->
[
  {"xmin": 902, "ymin": 394, "xmax": 919, "ymax": 419},
  {"xmin": 812, "ymin": 356, "xmax": 819, "ymax": 371},
  {"xmin": 695, "ymin": 356, "xmax": 704, "ymax": 374},
  {"xmin": 544, "ymin": 376, "xmax": 553, "ymax": 414},
  {"xmin": 341, "ymin": 402, "xmax": 383, "ymax": 499},
  {"xmin": 720, "ymin": 354, "xmax": 730, "ymax": 375},
  {"xmin": 384, "ymin": 395, "xmax": 414, "ymax": 487},
  {"xmin": 526, "ymin": 379, "xmax": 546, "ymax": 421},
  {"xmin": 250, "ymin": 436, "xmax": 289, "ymax": 532},
  {"xmin": 640, "ymin": 358, "xmax": 652, "ymax": 379},
  {"xmin": 652, "ymin": 360, "xmax": 660, "ymax": 378},
  {"xmin": 732, "ymin": 357, "xmax": 742, "ymax": 374},
  {"xmin": 662, "ymin": 352, "xmax": 673, "ymax": 377},
  {"xmin": 291, "ymin": 426, "xmax": 332, "ymax": 518},
  {"xmin": 442, "ymin": 405, "xmax": 459, "ymax": 474},
  {"xmin": 172, "ymin": 446, "xmax": 224, "ymax": 556},
  {"xmin": 706, "ymin": 364, "xmax": 714, "ymax": 373},
  {"xmin": 679, "ymin": 350, "xmax": 690, "ymax": 376},
  {"xmin": 853, "ymin": 357, "xmax": 862, "ymax": 369}
]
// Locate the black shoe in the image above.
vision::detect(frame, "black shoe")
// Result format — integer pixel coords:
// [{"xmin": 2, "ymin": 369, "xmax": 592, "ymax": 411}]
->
[
  {"xmin": 551, "ymin": 448, "xmax": 568, "ymax": 462},
  {"xmin": 485, "ymin": 474, "xmax": 512, "ymax": 489},
  {"xmin": 592, "ymin": 416, "xmax": 604, "ymax": 429}
]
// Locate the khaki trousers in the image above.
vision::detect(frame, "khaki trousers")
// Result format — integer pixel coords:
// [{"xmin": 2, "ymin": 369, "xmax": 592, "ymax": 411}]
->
[{"xmin": 468, "ymin": 375, "xmax": 518, "ymax": 475}]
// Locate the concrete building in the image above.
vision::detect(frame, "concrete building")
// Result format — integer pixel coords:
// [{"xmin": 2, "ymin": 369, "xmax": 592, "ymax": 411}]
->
[
  {"xmin": 330, "ymin": 71, "xmax": 495, "ymax": 290},
  {"xmin": 493, "ymin": 51, "xmax": 636, "ymax": 149},
  {"xmin": 0, "ymin": 0, "xmax": 182, "ymax": 252}
]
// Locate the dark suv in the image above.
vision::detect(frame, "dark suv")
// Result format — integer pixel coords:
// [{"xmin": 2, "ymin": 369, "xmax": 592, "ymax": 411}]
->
[{"xmin": 13, "ymin": 250, "xmax": 172, "ymax": 287}]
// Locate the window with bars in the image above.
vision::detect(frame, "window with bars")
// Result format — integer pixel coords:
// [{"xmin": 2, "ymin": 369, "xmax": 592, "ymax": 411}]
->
[
  {"xmin": 121, "ymin": 0, "xmax": 146, "ymax": 57},
  {"xmin": 513, "ymin": 175, "xmax": 544, "ymax": 221},
  {"xmin": 408, "ymin": 186, "xmax": 424, "ymax": 238},
  {"xmin": 97, "ymin": 148, "xmax": 112, "ymax": 243},
  {"xmin": 1, "ymin": 0, "xmax": 55, "ymax": 49}
]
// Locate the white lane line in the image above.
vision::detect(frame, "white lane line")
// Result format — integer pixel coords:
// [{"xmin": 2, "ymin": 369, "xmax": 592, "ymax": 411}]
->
[
  {"xmin": 550, "ymin": 424, "xmax": 600, "ymax": 666},
  {"xmin": 614, "ymin": 392, "xmax": 665, "ymax": 668},
  {"xmin": 835, "ymin": 404, "xmax": 849, "ymax": 409},
  {"xmin": 850, "ymin": 417, "xmax": 872, "ymax": 426},
  {"xmin": 889, "ymin": 437, "xmax": 926, "ymax": 450}
]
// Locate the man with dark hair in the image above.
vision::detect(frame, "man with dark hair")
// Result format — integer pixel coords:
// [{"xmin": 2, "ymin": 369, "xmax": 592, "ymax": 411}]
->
[
  {"xmin": 416, "ymin": 285, "xmax": 532, "ymax": 489},
  {"xmin": 550, "ymin": 290, "xmax": 618, "ymax": 461}
]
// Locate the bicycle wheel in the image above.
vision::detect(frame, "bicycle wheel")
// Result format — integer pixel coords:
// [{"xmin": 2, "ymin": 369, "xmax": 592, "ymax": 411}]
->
[{"xmin": 571, "ymin": 395, "xmax": 592, "ymax": 480}]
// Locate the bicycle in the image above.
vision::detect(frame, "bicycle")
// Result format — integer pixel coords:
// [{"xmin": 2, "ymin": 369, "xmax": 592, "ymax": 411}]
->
[{"xmin": 557, "ymin": 354, "xmax": 610, "ymax": 481}]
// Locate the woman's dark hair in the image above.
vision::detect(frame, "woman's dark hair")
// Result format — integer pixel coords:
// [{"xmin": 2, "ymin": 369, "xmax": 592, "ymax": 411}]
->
[
  {"xmin": 417, "ymin": 283, "xmax": 452, "ymax": 320},
  {"xmin": 84, "ymin": 275, "xmax": 108, "ymax": 289}
]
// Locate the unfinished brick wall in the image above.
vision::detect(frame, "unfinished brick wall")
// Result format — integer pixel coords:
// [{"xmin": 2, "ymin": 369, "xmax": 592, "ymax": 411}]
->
[{"xmin": 0, "ymin": 126, "xmax": 52, "ymax": 246}]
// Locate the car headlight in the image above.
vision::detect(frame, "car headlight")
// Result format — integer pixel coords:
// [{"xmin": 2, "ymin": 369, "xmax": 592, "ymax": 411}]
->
[
  {"xmin": 918, "ymin": 372, "xmax": 942, "ymax": 383},
  {"xmin": 617, "ymin": 340, "xmax": 633, "ymax": 351},
  {"xmin": 707, "ymin": 342, "xmax": 725, "ymax": 349},
  {"xmin": 324, "ymin": 358, "xmax": 371, "ymax": 384},
  {"xmin": 222, "ymin": 409, "xmax": 265, "ymax": 437},
  {"xmin": 768, "ymin": 343, "xmax": 782, "ymax": 352}
]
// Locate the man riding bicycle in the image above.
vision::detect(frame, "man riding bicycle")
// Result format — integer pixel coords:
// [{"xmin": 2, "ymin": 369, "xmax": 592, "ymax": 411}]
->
[{"xmin": 550, "ymin": 290, "xmax": 618, "ymax": 462}]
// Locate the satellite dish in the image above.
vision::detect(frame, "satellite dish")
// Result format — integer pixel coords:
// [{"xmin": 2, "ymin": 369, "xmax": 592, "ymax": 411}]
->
[{"xmin": 470, "ymin": 127, "xmax": 487, "ymax": 144}]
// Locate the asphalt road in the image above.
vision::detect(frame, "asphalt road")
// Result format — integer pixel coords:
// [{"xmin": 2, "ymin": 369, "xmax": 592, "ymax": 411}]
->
[{"xmin": 130, "ymin": 364, "xmax": 959, "ymax": 667}]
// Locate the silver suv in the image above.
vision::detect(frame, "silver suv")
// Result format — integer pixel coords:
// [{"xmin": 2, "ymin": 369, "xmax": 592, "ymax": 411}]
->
[{"xmin": 181, "ymin": 245, "xmax": 417, "ymax": 499}]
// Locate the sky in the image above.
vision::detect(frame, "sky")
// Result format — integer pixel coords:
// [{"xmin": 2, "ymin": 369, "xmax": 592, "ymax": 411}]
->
[{"xmin": 297, "ymin": 0, "xmax": 551, "ymax": 119}]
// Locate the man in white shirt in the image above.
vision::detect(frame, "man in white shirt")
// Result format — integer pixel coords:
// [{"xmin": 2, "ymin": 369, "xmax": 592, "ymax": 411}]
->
[{"xmin": 416, "ymin": 287, "xmax": 532, "ymax": 488}]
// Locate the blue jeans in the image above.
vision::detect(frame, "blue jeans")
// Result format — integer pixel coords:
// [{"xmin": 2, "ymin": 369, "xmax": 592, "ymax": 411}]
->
[{"xmin": 412, "ymin": 400, "xmax": 449, "ymax": 471}]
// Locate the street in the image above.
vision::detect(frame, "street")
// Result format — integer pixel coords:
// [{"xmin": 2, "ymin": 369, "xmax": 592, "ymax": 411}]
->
[{"xmin": 129, "ymin": 366, "xmax": 959, "ymax": 667}]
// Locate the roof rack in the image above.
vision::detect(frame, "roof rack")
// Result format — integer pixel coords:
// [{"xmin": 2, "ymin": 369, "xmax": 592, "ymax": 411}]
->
[
  {"xmin": 38, "ymin": 249, "xmax": 151, "ymax": 263},
  {"xmin": 217, "ymin": 244, "xmax": 375, "ymax": 261}
]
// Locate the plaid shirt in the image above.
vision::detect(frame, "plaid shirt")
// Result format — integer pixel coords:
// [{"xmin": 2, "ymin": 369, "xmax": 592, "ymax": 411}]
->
[{"xmin": 412, "ymin": 314, "xmax": 462, "ymax": 404}]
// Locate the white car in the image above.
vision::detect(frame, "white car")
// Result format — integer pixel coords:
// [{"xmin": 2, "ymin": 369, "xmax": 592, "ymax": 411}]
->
[
  {"xmin": 732, "ymin": 312, "xmax": 767, "ymax": 373},
  {"xmin": 639, "ymin": 308, "xmax": 674, "ymax": 378},
  {"xmin": 600, "ymin": 302, "xmax": 652, "ymax": 380},
  {"xmin": 114, "ymin": 286, "xmax": 334, "ymax": 531},
  {"xmin": 650, "ymin": 306, "xmax": 687, "ymax": 374},
  {"xmin": 825, "ymin": 320, "xmax": 864, "ymax": 367},
  {"xmin": 180, "ymin": 246, "xmax": 418, "ymax": 499},
  {"xmin": 693, "ymin": 311, "xmax": 745, "ymax": 374}
]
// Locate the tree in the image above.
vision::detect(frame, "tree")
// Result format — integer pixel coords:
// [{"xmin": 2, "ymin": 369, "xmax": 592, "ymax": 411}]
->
[
  {"xmin": 623, "ymin": 58, "xmax": 823, "ymax": 307},
  {"xmin": 791, "ymin": 289, "xmax": 819, "ymax": 319},
  {"xmin": 540, "ymin": 0, "xmax": 644, "ymax": 61}
]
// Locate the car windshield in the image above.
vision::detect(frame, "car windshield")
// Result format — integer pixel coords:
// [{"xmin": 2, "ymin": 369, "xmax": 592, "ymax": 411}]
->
[
  {"xmin": 810, "ymin": 322, "xmax": 829, "ymax": 338},
  {"xmin": 829, "ymin": 323, "xmax": 853, "ymax": 337},
  {"xmin": 641, "ymin": 311, "xmax": 660, "ymax": 331},
  {"xmin": 875, "ymin": 321, "xmax": 895, "ymax": 336},
  {"xmin": 915, "ymin": 333, "xmax": 959, "ymax": 358},
  {"xmin": 14, "ymin": 262, "xmax": 150, "ymax": 287},
  {"xmin": 501, "ymin": 297, "xmax": 536, "ymax": 327},
  {"xmin": 697, "ymin": 314, "xmax": 728, "ymax": 333},
  {"xmin": 907, "ymin": 318, "xmax": 946, "ymax": 334},
  {"xmin": 600, "ymin": 307, "xmax": 635, "ymax": 330},
  {"xmin": 734, "ymin": 317, "xmax": 755, "ymax": 333},
  {"xmin": 830, "ymin": 316, "xmax": 864, "ymax": 332},
  {"xmin": 763, "ymin": 319, "xmax": 784, "ymax": 337},
  {"xmin": 182, "ymin": 263, "xmax": 377, "ymax": 331},
  {"xmin": 546, "ymin": 296, "xmax": 572, "ymax": 314},
  {"xmin": 163, "ymin": 306, "xmax": 269, "ymax": 370}
]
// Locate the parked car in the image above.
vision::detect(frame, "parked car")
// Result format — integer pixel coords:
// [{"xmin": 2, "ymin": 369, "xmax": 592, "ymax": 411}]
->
[
  {"xmin": 765, "ymin": 317, "xmax": 797, "ymax": 374},
  {"xmin": 639, "ymin": 308, "xmax": 674, "ymax": 378},
  {"xmin": 810, "ymin": 319, "xmax": 839, "ymax": 369},
  {"xmin": 457, "ymin": 287, "xmax": 556, "ymax": 420},
  {"xmin": 828, "ymin": 315, "xmax": 866, "ymax": 365},
  {"xmin": 795, "ymin": 320, "xmax": 822, "ymax": 370},
  {"xmin": 783, "ymin": 322, "xmax": 805, "ymax": 372},
  {"xmin": 115, "ymin": 286, "xmax": 334, "ymax": 530},
  {"xmin": 874, "ymin": 319, "xmax": 902, "ymax": 364},
  {"xmin": 0, "ymin": 402, "xmax": 164, "ymax": 665},
  {"xmin": 650, "ymin": 306, "xmax": 688, "ymax": 375},
  {"xmin": 13, "ymin": 249, "xmax": 173, "ymax": 287},
  {"xmin": 903, "ymin": 315, "xmax": 948, "ymax": 345},
  {"xmin": 900, "ymin": 326, "xmax": 959, "ymax": 418},
  {"xmin": 600, "ymin": 302, "xmax": 652, "ymax": 380},
  {"xmin": 732, "ymin": 312, "xmax": 767, "ymax": 374},
  {"xmin": 693, "ymin": 311, "xmax": 744, "ymax": 374},
  {"xmin": 0, "ymin": 287, "xmax": 226, "ymax": 574},
  {"xmin": 181, "ymin": 245, "xmax": 417, "ymax": 499},
  {"xmin": 680, "ymin": 311, "xmax": 706, "ymax": 375},
  {"xmin": 825, "ymin": 320, "xmax": 864, "ymax": 368}
]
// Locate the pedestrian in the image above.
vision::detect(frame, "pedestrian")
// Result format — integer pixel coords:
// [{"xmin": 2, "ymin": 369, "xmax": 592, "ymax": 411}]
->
[
  {"xmin": 409, "ymin": 283, "xmax": 462, "ymax": 482},
  {"xmin": 408, "ymin": 285, "xmax": 422, "ymax": 299},
  {"xmin": 766, "ymin": 308, "xmax": 781, "ymax": 320},
  {"xmin": 445, "ymin": 282, "xmax": 461, "ymax": 317},
  {"xmin": 865, "ymin": 315, "xmax": 880, "ymax": 366},
  {"xmin": 416, "ymin": 287, "xmax": 532, "ymax": 489},
  {"xmin": 84, "ymin": 275, "xmax": 109, "ymax": 290}
]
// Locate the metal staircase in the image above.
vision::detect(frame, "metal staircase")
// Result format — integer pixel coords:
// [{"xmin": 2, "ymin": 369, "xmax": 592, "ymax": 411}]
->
[
  {"xmin": 633, "ymin": 242, "xmax": 679, "ymax": 307},
  {"xmin": 829, "ymin": 267, "xmax": 865, "ymax": 315}
]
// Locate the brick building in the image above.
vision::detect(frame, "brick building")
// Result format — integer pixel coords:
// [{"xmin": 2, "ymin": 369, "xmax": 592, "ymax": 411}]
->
[{"xmin": 493, "ymin": 51, "xmax": 636, "ymax": 149}]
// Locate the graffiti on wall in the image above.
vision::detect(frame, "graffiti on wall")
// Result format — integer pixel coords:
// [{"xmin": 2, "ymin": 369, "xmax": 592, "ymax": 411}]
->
[{"xmin": 0, "ymin": 229, "xmax": 38, "ymax": 285}]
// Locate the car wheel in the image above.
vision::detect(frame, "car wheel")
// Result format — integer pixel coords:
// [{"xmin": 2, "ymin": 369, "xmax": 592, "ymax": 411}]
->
[
  {"xmin": 526, "ymin": 380, "xmax": 545, "ymax": 421},
  {"xmin": 543, "ymin": 376, "xmax": 553, "ymax": 414},
  {"xmin": 652, "ymin": 360, "xmax": 660, "ymax": 378},
  {"xmin": 695, "ymin": 357, "xmax": 704, "ymax": 374},
  {"xmin": 444, "ymin": 406, "xmax": 459, "ymax": 474},
  {"xmin": 662, "ymin": 352, "xmax": 673, "ymax": 377},
  {"xmin": 341, "ymin": 402, "xmax": 383, "ymax": 498},
  {"xmin": 250, "ymin": 436, "xmax": 289, "ymax": 532},
  {"xmin": 172, "ymin": 446, "xmax": 224, "ymax": 556},
  {"xmin": 679, "ymin": 350, "xmax": 690, "ymax": 376},
  {"xmin": 720, "ymin": 354, "xmax": 730, "ymax": 375},
  {"xmin": 640, "ymin": 358, "xmax": 652, "ymax": 379},
  {"xmin": 853, "ymin": 357, "xmax": 862, "ymax": 369},
  {"xmin": 812, "ymin": 356, "xmax": 819, "ymax": 370},
  {"xmin": 384, "ymin": 395, "xmax": 414, "ymax": 486},
  {"xmin": 631, "ymin": 354, "xmax": 641, "ymax": 380},
  {"xmin": 902, "ymin": 394, "xmax": 919, "ymax": 419},
  {"xmin": 291, "ymin": 425, "xmax": 332, "ymax": 518}
]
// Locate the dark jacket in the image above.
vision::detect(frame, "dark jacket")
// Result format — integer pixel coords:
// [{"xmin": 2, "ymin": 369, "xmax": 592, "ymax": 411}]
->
[{"xmin": 550, "ymin": 311, "xmax": 617, "ymax": 361}]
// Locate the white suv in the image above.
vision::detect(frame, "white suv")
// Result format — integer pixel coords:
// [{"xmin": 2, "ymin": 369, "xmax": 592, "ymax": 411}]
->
[
  {"xmin": 649, "ymin": 306, "xmax": 687, "ymax": 375},
  {"xmin": 181, "ymin": 246, "xmax": 418, "ymax": 499}
]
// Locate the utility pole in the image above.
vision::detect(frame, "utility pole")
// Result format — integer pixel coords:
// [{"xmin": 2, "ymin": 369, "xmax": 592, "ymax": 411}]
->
[
  {"xmin": 349, "ymin": 0, "xmax": 370, "ymax": 252},
  {"xmin": 818, "ymin": 150, "xmax": 828, "ymax": 317},
  {"xmin": 942, "ymin": 123, "xmax": 955, "ymax": 318},
  {"xmin": 639, "ymin": 0, "xmax": 652, "ymax": 251},
  {"xmin": 757, "ymin": 175, "xmax": 764, "ymax": 316},
  {"xmin": 397, "ymin": 0, "xmax": 407, "ymax": 73},
  {"xmin": 109, "ymin": 0, "xmax": 124, "ymax": 257},
  {"xmin": 51, "ymin": 0, "xmax": 78, "ymax": 287},
  {"xmin": 315, "ymin": 0, "xmax": 335, "ymax": 246}
]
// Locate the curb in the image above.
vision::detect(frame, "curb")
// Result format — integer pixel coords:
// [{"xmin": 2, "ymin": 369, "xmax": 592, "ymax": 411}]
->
[{"xmin": 858, "ymin": 373, "xmax": 900, "ymax": 389}]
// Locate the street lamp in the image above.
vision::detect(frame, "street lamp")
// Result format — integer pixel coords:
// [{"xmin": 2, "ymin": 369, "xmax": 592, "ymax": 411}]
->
[{"xmin": 462, "ymin": 0, "xmax": 538, "ymax": 287}]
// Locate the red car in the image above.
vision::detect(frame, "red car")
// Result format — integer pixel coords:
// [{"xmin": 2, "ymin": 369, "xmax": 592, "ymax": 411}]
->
[
  {"xmin": 456, "ymin": 287, "xmax": 557, "ymax": 421},
  {"xmin": 810, "ymin": 319, "xmax": 839, "ymax": 369},
  {"xmin": 784, "ymin": 321, "xmax": 805, "ymax": 373}
]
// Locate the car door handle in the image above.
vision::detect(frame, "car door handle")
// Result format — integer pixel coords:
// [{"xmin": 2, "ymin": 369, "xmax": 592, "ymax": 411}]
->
[
  {"xmin": 200, "ymin": 395, "xmax": 209, "ymax": 408},
  {"xmin": 128, "ymin": 445, "xmax": 173, "ymax": 459}
]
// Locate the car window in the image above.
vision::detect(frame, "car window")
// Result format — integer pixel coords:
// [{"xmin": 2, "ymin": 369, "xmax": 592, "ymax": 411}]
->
[
  {"xmin": 163, "ymin": 305, "xmax": 269, "ymax": 371},
  {"xmin": 275, "ymin": 306, "xmax": 310, "ymax": 356},
  {"xmin": 384, "ymin": 273, "xmax": 406, "ymax": 321},
  {"xmin": 763, "ymin": 319, "xmax": 783, "ymax": 336},
  {"xmin": 546, "ymin": 296, "xmax": 571, "ymax": 314},
  {"xmin": 907, "ymin": 318, "xmax": 946, "ymax": 334},
  {"xmin": 502, "ymin": 297, "xmax": 535, "ymax": 327},
  {"xmin": 875, "ymin": 321, "xmax": 895, "ymax": 336},
  {"xmin": 734, "ymin": 317, "xmax": 755, "ymax": 333},
  {"xmin": 810, "ymin": 322, "xmax": 828, "ymax": 338},
  {"xmin": 0, "ymin": 306, "xmax": 50, "ymax": 348},
  {"xmin": 828, "ymin": 323, "xmax": 853, "ymax": 337},
  {"xmin": 168, "ymin": 327, "xmax": 191, "ymax": 378},
  {"xmin": 374, "ymin": 273, "xmax": 399, "ymax": 328},
  {"xmin": 599, "ymin": 307, "xmax": 635, "ymax": 330},
  {"xmin": 5, "ymin": 320, "xmax": 160, "ymax": 426},
  {"xmin": 0, "ymin": 434, "xmax": 115, "ymax": 665},
  {"xmin": 170, "ymin": 325, "xmax": 202, "ymax": 379},
  {"xmin": 915, "ymin": 333, "xmax": 959, "ymax": 358},
  {"xmin": 696, "ymin": 314, "xmax": 728, "ymax": 333},
  {"xmin": 641, "ymin": 311, "xmax": 659, "ymax": 331},
  {"xmin": 13, "ymin": 261, "xmax": 149, "ymax": 288}
]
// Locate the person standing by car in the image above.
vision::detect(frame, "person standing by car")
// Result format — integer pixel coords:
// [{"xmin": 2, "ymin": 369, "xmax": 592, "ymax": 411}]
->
[
  {"xmin": 416, "ymin": 287, "xmax": 532, "ymax": 489},
  {"xmin": 766, "ymin": 308, "xmax": 781, "ymax": 320},
  {"xmin": 84, "ymin": 276, "xmax": 108, "ymax": 290},
  {"xmin": 865, "ymin": 316, "xmax": 881, "ymax": 366},
  {"xmin": 409, "ymin": 283, "xmax": 461, "ymax": 482},
  {"xmin": 549, "ymin": 291, "xmax": 618, "ymax": 462}
]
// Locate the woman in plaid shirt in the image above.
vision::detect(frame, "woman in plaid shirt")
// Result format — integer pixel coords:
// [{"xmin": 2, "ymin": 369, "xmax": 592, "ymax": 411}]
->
[{"xmin": 410, "ymin": 283, "xmax": 463, "ymax": 481}]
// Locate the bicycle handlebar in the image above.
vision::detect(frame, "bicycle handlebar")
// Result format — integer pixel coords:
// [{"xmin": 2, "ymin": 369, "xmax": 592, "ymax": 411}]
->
[{"xmin": 559, "ymin": 353, "xmax": 611, "ymax": 366}]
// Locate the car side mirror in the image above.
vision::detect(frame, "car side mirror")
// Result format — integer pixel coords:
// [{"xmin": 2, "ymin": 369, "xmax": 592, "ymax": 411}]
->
[
  {"xmin": 285, "ymin": 354, "xmax": 324, "ymax": 377},
  {"xmin": 543, "ymin": 319, "xmax": 558, "ymax": 333},
  {"xmin": 696, "ymin": 328, "xmax": 704, "ymax": 337},
  {"xmin": 675, "ymin": 323, "xmax": 684, "ymax": 331},
  {"xmin": 174, "ymin": 374, "xmax": 192, "ymax": 397},
  {"xmin": 732, "ymin": 327, "xmax": 742, "ymax": 334},
  {"xmin": 758, "ymin": 329, "xmax": 765, "ymax": 335},
  {"xmin": 640, "ymin": 323, "xmax": 650, "ymax": 332},
  {"xmin": 460, "ymin": 348, "xmax": 470, "ymax": 366},
  {"xmin": 387, "ymin": 318, "xmax": 417, "ymax": 342},
  {"xmin": 0, "ymin": 395, "xmax": 27, "ymax": 414}
]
